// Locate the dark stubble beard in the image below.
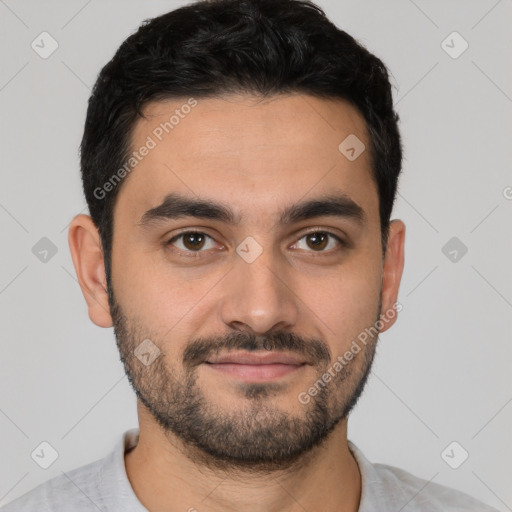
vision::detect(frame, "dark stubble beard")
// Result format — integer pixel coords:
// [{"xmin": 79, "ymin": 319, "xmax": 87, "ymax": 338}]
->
[{"xmin": 109, "ymin": 289, "xmax": 380, "ymax": 473}]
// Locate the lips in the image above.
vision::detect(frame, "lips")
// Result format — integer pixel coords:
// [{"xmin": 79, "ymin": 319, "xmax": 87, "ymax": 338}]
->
[
  {"xmin": 204, "ymin": 351, "xmax": 307, "ymax": 381},
  {"xmin": 206, "ymin": 351, "xmax": 306, "ymax": 366}
]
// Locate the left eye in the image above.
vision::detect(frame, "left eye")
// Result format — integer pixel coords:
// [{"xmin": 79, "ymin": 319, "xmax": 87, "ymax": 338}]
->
[{"xmin": 291, "ymin": 231, "xmax": 343, "ymax": 252}]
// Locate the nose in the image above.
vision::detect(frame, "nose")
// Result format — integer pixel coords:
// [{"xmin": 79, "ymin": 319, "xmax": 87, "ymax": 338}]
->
[{"xmin": 219, "ymin": 247, "xmax": 300, "ymax": 335}]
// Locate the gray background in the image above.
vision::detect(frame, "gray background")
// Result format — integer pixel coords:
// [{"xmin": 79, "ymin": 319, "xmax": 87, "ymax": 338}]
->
[{"xmin": 1, "ymin": 0, "xmax": 511, "ymax": 509}]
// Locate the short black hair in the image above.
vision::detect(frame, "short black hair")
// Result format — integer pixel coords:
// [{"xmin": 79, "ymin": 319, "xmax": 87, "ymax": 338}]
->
[{"xmin": 80, "ymin": 0, "xmax": 402, "ymax": 288}]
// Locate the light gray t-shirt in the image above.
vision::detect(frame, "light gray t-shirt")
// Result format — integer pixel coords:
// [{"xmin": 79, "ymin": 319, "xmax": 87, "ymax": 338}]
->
[{"xmin": 0, "ymin": 428, "xmax": 498, "ymax": 511}]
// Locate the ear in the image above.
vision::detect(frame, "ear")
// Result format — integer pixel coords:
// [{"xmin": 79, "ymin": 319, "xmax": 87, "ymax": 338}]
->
[
  {"xmin": 68, "ymin": 214, "xmax": 113, "ymax": 328},
  {"xmin": 379, "ymin": 219, "xmax": 405, "ymax": 333}
]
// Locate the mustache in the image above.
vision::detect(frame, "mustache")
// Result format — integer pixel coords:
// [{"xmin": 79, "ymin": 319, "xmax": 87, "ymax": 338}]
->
[{"xmin": 183, "ymin": 331, "xmax": 331, "ymax": 367}]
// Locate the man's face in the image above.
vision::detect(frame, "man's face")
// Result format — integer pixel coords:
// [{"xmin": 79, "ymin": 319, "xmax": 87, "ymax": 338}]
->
[{"xmin": 105, "ymin": 93, "xmax": 396, "ymax": 470}]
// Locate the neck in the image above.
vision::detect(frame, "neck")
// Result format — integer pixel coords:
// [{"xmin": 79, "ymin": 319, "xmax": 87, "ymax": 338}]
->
[{"xmin": 125, "ymin": 405, "xmax": 361, "ymax": 512}]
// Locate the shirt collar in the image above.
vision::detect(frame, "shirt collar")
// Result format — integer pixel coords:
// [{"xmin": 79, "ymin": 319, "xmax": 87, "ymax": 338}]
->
[
  {"xmin": 106, "ymin": 430, "xmax": 394, "ymax": 512},
  {"xmin": 99, "ymin": 428, "xmax": 148, "ymax": 512}
]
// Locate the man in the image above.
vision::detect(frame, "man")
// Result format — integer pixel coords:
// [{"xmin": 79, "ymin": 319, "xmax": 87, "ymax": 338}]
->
[{"xmin": 1, "ymin": 0, "xmax": 498, "ymax": 510}]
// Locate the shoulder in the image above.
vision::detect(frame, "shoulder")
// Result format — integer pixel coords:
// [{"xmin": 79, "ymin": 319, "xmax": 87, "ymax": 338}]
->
[
  {"xmin": 348, "ymin": 441, "xmax": 499, "ymax": 512},
  {"xmin": 374, "ymin": 461, "xmax": 498, "ymax": 511},
  {"xmin": 0, "ymin": 457, "xmax": 104, "ymax": 512}
]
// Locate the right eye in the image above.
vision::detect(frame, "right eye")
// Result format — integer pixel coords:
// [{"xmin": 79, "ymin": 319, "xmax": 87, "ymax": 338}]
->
[{"xmin": 166, "ymin": 231, "xmax": 221, "ymax": 255}]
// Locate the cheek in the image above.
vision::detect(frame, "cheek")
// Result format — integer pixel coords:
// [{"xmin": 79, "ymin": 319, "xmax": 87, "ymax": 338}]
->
[
  {"xmin": 301, "ymin": 257, "xmax": 382, "ymax": 354},
  {"xmin": 111, "ymin": 242, "xmax": 224, "ymax": 335}
]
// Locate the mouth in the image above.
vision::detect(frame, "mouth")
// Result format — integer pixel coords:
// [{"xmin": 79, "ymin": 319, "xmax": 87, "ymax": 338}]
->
[{"xmin": 204, "ymin": 351, "xmax": 308, "ymax": 381}]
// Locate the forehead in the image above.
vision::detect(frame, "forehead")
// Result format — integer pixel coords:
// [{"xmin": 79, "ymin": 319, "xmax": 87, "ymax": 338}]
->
[{"xmin": 118, "ymin": 93, "xmax": 377, "ymax": 225}]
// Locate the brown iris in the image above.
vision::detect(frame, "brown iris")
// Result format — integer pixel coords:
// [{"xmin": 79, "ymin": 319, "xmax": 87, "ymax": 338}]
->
[
  {"xmin": 305, "ymin": 232, "xmax": 328, "ymax": 251},
  {"xmin": 182, "ymin": 232, "xmax": 206, "ymax": 250}
]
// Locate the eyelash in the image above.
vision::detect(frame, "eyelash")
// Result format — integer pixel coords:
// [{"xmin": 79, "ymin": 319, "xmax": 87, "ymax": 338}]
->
[{"xmin": 165, "ymin": 229, "xmax": 347, "ymax": 257}]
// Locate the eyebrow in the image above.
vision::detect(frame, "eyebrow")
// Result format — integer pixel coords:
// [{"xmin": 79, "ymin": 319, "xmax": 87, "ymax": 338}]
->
[{"xmin": 138, "ymin": 192, "xmax": 366, "ymax": 228}]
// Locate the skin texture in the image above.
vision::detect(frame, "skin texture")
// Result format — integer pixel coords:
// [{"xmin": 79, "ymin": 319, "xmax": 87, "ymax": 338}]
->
[{"xmin": 68, "ymin": 93, "xmax": 405, "ymax": 512}]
